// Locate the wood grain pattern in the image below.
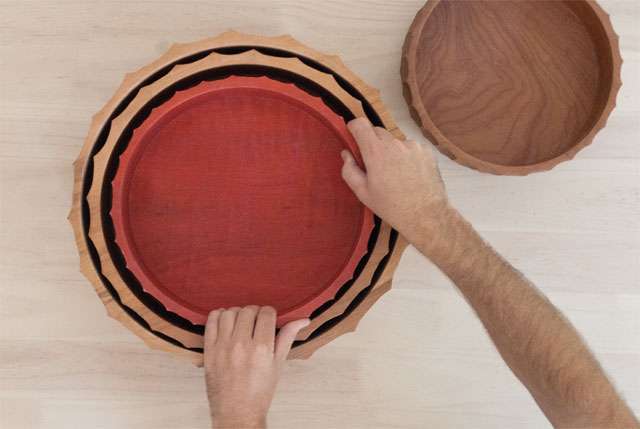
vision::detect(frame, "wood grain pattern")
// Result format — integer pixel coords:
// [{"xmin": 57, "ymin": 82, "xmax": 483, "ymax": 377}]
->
[
  {"xmin": 401, "ymin": 0, "xmax": 623, "ymax": 175},
  {"xmin": 3, "ymin": 1, "xmax": 638, "ymax": 427},
  {"xmin": 74, "ymin": 32, "xmax": 407, "ymax": 360}
]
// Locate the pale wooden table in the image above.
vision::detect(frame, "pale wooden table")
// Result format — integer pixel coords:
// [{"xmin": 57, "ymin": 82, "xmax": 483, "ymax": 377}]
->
[{"xmin": 1, "ymin": 1, "xmax": 638, "ymax": 427}]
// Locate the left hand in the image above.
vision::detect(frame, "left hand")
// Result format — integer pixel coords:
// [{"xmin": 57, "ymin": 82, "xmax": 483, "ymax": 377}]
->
[{"xmin": 204, "ymin": 305, "xmax": 310, "ymax": 428}]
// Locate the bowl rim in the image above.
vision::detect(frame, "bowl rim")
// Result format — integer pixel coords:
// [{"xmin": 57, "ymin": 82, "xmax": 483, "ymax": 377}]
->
[{"xmin": 110, "ymin": 75, "xmax": 375, "ymax": 327}]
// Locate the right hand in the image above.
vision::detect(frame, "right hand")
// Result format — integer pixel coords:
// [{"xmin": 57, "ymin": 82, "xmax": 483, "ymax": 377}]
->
[
  {"xmin": 204, "ymin": 306, "xmax": 309, "ymax": 429},
  {"xmin": 341, "ymin": 118, "xmax": 449, "ymax": 248}
]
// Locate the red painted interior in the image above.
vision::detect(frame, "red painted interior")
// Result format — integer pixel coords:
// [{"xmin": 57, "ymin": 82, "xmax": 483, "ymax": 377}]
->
[{"xmin": 111, "ymin": 76, "xmax": 373, "ymax": 327}]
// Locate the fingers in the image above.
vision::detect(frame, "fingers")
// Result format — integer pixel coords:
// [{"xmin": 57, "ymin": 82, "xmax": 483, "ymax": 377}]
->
[
  {"xmin": 421, "ymin": 145, "xmax": 444, "ymax": 184},
  {"xmin": 341, "ymin": 150, "xmax": 368, "ymax": 201},
  {"xmin": 253, "ymin": 306, "xmax": 277, "ymax": 351},
  {"xmin": 204, "ymin": 309, "xmax": 222, "ymax": 353},
  {"xmin": 421, "ymin": 143, "xmax": 437, "ymax": 163},
  {"xmin": 217, "ymin": 307, "xmax": 240, "ymax": 343},
  {"xmin": 232, "ymin": 305, "xmax": 260, "ymax": 341},
  {"xmin": 274, "ymin": 318, "xmax": 310, "ymax": 364},
  {"xmin": 347, "ymin": 117, "xmax": 378, "ymax": 162},
  {"xmin": 404, "ymin": 139, "xmax": 424, "ymax": 153},
  {"xmin": 373, "ymin": 126, "xmax": 394, "ymax": 143}
]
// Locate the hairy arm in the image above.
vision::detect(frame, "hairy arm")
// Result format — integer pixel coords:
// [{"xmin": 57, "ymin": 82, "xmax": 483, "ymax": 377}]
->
[
  {"xmin": 341, "ymin": 118, "xmax": 638, "ymax": 428},
  {"xmin": 422, "ymin": 208, "xmax": 637, "ymax": 427}
]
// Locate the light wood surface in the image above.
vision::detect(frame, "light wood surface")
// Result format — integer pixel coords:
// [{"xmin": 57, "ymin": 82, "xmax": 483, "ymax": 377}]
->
[{"xmin": 1, "ymin": 0, "xmax": 638, "ymax": 428}]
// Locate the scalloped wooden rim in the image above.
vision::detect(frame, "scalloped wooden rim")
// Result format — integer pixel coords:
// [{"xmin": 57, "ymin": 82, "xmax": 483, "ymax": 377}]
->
[
  {"xmin": 401, "ymin": 0, "xmax": 623, "ymax": 176},
  {"xmin": 70, "ymin": 30, "xmax": 408, "ymax": 362},
  {"xmin": 297, "ymin": 225, "xmax": 391, "ymax": 340},
  {"xmin": 289, "ymin": 279, "xmax": 391, "ymax": 359},
  {"xmin": 109, "ymin": 74, "xmax": 376, "ymax": 326},
  {"xmin": 88, "ymin": 49, "xmax": 387, "ymax": 348}
]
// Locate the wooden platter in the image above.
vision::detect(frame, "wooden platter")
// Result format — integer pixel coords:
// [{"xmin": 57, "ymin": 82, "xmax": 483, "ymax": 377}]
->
[
  {"xmin": 70, "ymin": 31, "xmax": 408, "ymax": 363},
  {"xmin": 401, "ymin": 0, "xmax": 622, "ymax": 175},
  {"xmin": 110, "ymin": 75, "xmax": 374, "ymax": 327}
]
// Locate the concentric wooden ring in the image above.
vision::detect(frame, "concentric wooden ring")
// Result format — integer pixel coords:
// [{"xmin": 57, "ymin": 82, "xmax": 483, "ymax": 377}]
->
[
  {"xmin": 109, "ymin": 75, "xmax": 375, "ymax": 327},
  {"xmin": 70, "ymin": 31, "xmax": 408, "ymax": 363},
  {"xmin": 87, "ymin": 49, "xmax": 392, "ymax": 348}
]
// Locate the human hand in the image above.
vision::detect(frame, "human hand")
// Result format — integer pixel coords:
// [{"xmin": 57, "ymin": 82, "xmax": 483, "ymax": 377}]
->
[
  {"xmin": 204, "ymin": 306, "xmax": 310, "ymax": 429},
  {"xmin": 341, "ymin": 118, "xmax": 449, "ymax": 250}
]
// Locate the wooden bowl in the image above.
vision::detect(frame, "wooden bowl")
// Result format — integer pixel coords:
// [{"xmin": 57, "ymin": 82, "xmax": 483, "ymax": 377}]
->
[
  {"xmin": 401, "ymin": 0, "xmax": 622, "ymax": 175},
  {"xmin": 110, "ymin": 75, "xmax": 374, "ymax": 327},
  {"xmin": 70, "ymin": 31, "xmax": 409, "ymax": 363}
]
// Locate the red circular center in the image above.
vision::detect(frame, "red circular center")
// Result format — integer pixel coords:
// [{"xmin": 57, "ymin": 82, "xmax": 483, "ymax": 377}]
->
[{"xmin": 112, "ymin": 77, "xmax": 372, "ymax": 326}]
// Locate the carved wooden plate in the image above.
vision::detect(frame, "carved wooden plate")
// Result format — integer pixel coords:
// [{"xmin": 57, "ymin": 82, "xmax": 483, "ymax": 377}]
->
[
  {"xmin": 402, "ymin": 0, "xmax": 622, "ymax": 175},
  {"xmin": 110, "ymin": 75, "xmax": 374, "ymax": 327}
]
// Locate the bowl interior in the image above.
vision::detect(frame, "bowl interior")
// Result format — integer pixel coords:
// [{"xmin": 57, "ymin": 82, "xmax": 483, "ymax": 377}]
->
[
  {"xmin": 414, "ymin": 0, "xmax": 614, "ymax": 167},
  {"xmin": 111, "ymin": 76, "xmax": 372, "ymax": 326}
]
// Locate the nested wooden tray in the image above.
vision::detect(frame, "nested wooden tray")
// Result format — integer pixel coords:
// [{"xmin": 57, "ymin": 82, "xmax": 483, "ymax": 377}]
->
[
  {"xmin": 70, "ymin": 31, "xmax": 408, "ymax": 364},
  {"xmin": 401, "ymin": 0, "xmax": 622, "ymax": 175},
  {"xmin": 86, "ymin": 49, "xmax": 394, "ymax": 350},
  {"xmin": 109, "ymin": 75, "xmax": 374, "ymax": 327}
]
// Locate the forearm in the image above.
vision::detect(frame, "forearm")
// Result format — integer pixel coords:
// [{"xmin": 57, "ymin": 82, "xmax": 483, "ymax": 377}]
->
[
  {"xmin": 210, "ymin": 414, "xmax": 266, "ymax": 429},
  {"xmin": 340, "ymin": 118, "xmax": 637, "ymax": 426},
  {"xmin": 413, "ymin": 204, "xmax": 638, "ymax": 428}
]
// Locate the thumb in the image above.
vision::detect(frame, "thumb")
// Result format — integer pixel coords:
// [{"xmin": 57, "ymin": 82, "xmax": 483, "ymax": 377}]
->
[
  {"xmin": 274, "ymin": 318, "xmax": 310, "ymax": 364},
  {"xmin": 341, "ymin": 150, "xmax": 368, "ymax": 202}
]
